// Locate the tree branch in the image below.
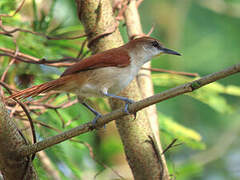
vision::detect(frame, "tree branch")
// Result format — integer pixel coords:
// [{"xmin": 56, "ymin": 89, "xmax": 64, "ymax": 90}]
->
[
  {"xmin": 17, "ymin": 63, "xmax": 240, "ymax": 157},
  {"xmin": 0, "ymin": 47, "xmax": 75, "ymax": 67}
]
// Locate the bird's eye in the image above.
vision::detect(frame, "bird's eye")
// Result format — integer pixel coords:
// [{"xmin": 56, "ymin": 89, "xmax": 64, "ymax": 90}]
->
[{"xmin": 152, "ymin": 41, "xmax": 159, "ymax": 48}]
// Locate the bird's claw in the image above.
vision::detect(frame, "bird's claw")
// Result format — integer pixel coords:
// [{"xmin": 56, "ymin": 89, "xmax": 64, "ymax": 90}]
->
[
  {"xmin": 124, "ymin": 99, "xmax": 137, "ymax": 119},
  {"xmin": 91, "ymin": 113, "xmax": 102, "ymax": 127}
]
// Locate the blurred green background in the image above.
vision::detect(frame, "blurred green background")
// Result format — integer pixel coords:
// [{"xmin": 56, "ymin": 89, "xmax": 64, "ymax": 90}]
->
[{"xmin": 0, "ymin": 0, "xmax": 240, "ymax": 179}]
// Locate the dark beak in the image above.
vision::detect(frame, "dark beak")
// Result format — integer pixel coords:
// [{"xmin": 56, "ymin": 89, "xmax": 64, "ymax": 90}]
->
[{"xmin": 162, "ymin": 48, "xmax": 181, "ymax": 56}]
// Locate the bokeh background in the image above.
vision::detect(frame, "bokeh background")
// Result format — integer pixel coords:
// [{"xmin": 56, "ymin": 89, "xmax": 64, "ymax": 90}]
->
[{"xmin": 0, "ymin": 0, "xmax": 240, "ymax": 179}]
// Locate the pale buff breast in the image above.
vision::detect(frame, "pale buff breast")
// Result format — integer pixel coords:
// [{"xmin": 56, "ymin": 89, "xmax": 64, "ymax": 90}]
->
[{"xmin": 70, "ymin": 63, "xmax": 140, "ymax": 98}]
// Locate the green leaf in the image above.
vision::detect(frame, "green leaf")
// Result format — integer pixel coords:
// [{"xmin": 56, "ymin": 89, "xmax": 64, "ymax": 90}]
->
[
  {"xmin": 200, "ymin": 82, "xmax": 240, "ymax": 96},
  {"xmin": 46, "ymin": 143, "xmax": 82, "ymax": 179},
  {"xmin": 172, "ymin": 162, "xmax": 203, "ymax": 180},
  {"xmin": 152, "ymin": 73, "xmax": 239, "ymax": 113},
  {"xmin": 152, "ymin": 73, "xmax": 191, "ymax": 87},
  {"xmin": 0, "ymin": 0, "xmax": 16, "ymax": 14},
  {"xmin": 53, "ymin": 25, "xmax": 84, "ymax": 35},
  {"xmin": 187, "ymin": 89, "xmax": 233, "ymax": 113},
  {"xmin": 158, "ymin": 113, "xmax": 205, "ymax": 149}
]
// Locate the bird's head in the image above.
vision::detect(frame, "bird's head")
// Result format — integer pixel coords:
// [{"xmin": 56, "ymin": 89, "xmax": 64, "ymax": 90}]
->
[{"xmin": 126, "ymin": 37, "xmax": 181, "ymax": 61}]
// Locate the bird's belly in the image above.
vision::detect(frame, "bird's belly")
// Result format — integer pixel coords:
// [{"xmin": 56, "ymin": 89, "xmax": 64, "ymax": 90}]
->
[
  {"xmin": 71, "ymin": 66, "xmax": 138, "ymax": 97},
  {"xmin": 74, "ymin": 83, "xmax": 103, "ymax": 97},
  {"xmin": 108, "ymin": 74, "xmax": 133, "ymax": 94}
]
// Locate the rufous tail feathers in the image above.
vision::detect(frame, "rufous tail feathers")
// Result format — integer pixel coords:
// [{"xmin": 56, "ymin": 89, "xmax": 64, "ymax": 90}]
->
[{"xmin": 7, "ymin": 76, "xmax": 70, "ymax": 100}]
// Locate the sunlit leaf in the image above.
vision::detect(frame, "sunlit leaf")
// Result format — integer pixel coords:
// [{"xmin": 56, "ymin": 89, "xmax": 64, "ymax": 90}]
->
[
  {"xmin": 152, "ymin": 73, "xmax": 239, "ymax": 113},
  {"xmin": 172, "ymin": 162, "xmax": 203, "ymax": 180},
  {"xmin": 158, "ymin": 113, "xmax": 205, "ymax": 149}
]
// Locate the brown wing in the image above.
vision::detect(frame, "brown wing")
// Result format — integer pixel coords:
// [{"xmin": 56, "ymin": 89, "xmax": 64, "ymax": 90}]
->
[{"xmin": 61, "ymin": 47, "xmax": 130, "ymax": 77}]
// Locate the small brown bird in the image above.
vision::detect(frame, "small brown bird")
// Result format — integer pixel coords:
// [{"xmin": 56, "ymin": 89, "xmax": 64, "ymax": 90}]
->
[{"xmin": 8, "ymin": 37, "xmax": 181, "ymax": 124}]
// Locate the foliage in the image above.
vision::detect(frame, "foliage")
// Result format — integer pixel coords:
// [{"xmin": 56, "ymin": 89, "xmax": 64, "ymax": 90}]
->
[
  {"xmin": 152, "ymin": 73, "xmax": 240, "ymax": 114},
  {"xmin": 158, "ymin": 112, "xmax": 205, "ymax": 150},
  {"xmin": 1, "ymin": 0, "xmax": 240, "ymax": 179}
]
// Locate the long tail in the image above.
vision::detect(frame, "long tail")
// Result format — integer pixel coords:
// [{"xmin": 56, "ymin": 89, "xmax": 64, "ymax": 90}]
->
[{"xmin": 7, "ymin": 77, "xmax": 70, "ymax": 100}]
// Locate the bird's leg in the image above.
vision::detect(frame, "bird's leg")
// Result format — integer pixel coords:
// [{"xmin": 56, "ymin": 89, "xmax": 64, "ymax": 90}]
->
[
  {"xmin": 82, "ymin": 102, "xmax": 102, "ymax": 125},
  {"xmin": 103, "ymin": 92, "xmax": 135, "ymax": 115}
]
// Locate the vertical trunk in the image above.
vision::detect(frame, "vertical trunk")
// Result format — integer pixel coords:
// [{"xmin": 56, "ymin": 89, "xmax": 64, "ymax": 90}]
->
[
  {"xmin": 76, "ymin": 0, "xmax": 166, "ymax": 179},
  {"xmin": 0, "ymin": 97, "xmax": 37, "ymax": 180},
  {"xmin": 124, "ymin": 0, "xmax": 170, "ymax": 179}
]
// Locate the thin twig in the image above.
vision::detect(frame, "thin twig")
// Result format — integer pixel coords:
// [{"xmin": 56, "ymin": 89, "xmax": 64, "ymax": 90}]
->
[
  {"xmin": 141, "ymin": 67, "xmax": 199, "ymax": 77},
  {"xmin": 146, "ymin": 136, "xmax": 164, "ymax": 180},
  {"xmin": 146, "ymin": 24, "xmax": 155, "ymax": 36},
  {"xmin": 87, "ymin": 21, "xmax": 119, "ymax": 48},
  {"xmin": 0, "ymin": 26, "xmax": 87, "ymax": 40},
  {"xmin": 21, "ymin": 118, "xmax": 61, "ymax": 133},
  {"xmin": 115, "ymin": 0, "xmax": 130, "ymax": 21},
  {"xmin": 0, "ymin": 0, "xmax": 26, "ymax": 17},
  {"xmin": 136, "ymin": 0, "xmax": 144, "ymax": 7},
  {"xmin": 54, "ymin": 109, "xmax": 65, "ymax": 128},
  {"xmin": 0, "ymin": 81, "xmax": 36, "ymax": 160},
  {"xmin": 0, "ymin": 47, "xmax": 75, "ymax": 67},
  {"xmin": 30, "ymin": 99, "xmax": 78, "ymax": 110},
  {"xmin": 0, "ymin": 38, "xmax": 18, "ymax": 96},
  {"xmin": 0, "ymin": 81, "xmax": 17, "ymax": 93},
  {"xmin": 161, "ymin": 139, "xmax": 180, "ymax": 155},
  {"xmin": 76, "ymin": 39, "xmax": 88, "ymax": 58},
  {"xmin": 72, "ymin": 140, "xmax": 125, "ymax": 180}
]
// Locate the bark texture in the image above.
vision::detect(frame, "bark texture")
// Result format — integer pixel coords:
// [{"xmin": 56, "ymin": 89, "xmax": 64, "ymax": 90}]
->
[{"xmin": 0, "ymin": 97, "xmax": 37, "ymax": 180}]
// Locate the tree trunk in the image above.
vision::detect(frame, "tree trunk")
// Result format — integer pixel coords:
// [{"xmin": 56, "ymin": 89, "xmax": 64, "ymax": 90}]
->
[
  {"xmin": 0, "ymin": 97, "xmax": 37, "ymax": 180},
  {"xmin": 124, "ymin": 0, "xmax": 170, "ymax": 179},
  {"xmin": 75, "ymin": 0, "xmax": 166, "ymax": 179}
]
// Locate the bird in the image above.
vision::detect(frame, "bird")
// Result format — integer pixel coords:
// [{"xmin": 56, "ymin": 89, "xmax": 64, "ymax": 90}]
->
[{"xmin": 7, "ymin": 36, "xmax": 181, "ymax": 124}]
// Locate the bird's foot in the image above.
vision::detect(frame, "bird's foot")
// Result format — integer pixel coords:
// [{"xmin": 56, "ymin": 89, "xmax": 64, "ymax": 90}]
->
[
  {"xmin": 91, "ymin": 113, "xmax": 102, "ymax": 125},
  {"xmin": 81, "ymin": 102, "xmax": 104, "ymax": 128},
  {"xmin": 123, "ymin": 99, "xmax": 137, "ymax": 119},
  {"xmin": 123, "ymin": 99, "xmax": 134, "ymax": 114},
  {"xmin": 101, "ymin": 92, "xmax": 137, "ymax": 119}
]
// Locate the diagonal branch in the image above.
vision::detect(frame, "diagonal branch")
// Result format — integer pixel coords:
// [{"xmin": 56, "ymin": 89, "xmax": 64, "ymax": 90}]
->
[
  {"xmin": 0, "ymin": 47, "xmax": 75, "ymax": 67},
  {"xmin": 0, "ymin": 0, "xmax": 26, "ymax": 18},
  {"xmin": 17, "ymin": 62, "xmax": 240, "ymax": 157}
]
